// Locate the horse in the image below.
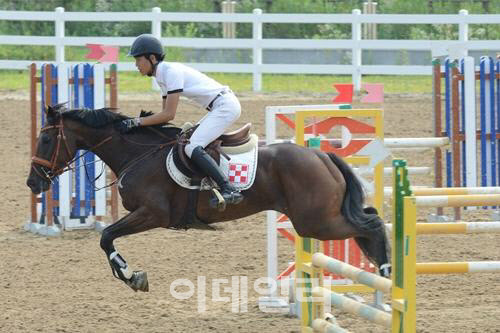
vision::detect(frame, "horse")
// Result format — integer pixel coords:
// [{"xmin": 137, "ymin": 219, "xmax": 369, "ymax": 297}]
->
[{"xmin": 26, "ymin": 104, "xmax": 391, "ymax": 292}]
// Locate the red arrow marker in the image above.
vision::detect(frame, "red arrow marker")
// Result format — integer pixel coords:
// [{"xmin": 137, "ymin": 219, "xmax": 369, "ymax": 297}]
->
[
  {"xmin": 85, "ymin": 44, "xmax": 105, "ymax": 60},
  {"xmin": 332, "ymin": 83, "xmax": 353, "ymax": 103},
  {"xmin": 85, "ymin": 44, "xmax": 119, "ymax": 63},
  {"xmin": 99, "ymin": 45, "xmax": 119, "ymax": 63}
]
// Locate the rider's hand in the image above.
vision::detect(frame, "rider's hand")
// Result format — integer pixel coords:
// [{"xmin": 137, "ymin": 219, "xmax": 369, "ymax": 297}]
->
[{"xmin": 117, "ymin": 118, "xmax": 141, "ymax": 134}]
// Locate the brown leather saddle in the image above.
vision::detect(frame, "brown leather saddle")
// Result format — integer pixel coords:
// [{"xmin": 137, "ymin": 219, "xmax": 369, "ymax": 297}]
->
[
  {"xmin": 173, "ymin": 123, "xmax": 252, "ymax": 178},
  {"xmin": 169, "ymin": 123, "xmax": 251, "ymax": 230}
]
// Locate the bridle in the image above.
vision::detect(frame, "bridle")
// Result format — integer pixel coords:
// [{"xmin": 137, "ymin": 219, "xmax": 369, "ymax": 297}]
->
[
  {"xmin": 31, "ymin": 117, "xmax": 112, "ymax": 182},
  {"xmin": 30, "ymin": 113, "xmax": 178, "ymax": 189}
]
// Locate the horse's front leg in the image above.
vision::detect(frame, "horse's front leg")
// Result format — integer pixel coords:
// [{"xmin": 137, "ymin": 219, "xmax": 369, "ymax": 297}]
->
[{"xmin": 99, "ymin": 206, "xmax": 162, "ymax": 292}]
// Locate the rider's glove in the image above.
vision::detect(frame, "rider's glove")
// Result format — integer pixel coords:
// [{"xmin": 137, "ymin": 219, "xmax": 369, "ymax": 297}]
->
[{"xmin": 118, "ymin": 117, "xmax": 141, "ymax": 134}]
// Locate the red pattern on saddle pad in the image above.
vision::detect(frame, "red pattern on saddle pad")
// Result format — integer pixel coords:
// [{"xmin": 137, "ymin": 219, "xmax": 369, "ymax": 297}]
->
[{"xmin": 228, "ymin": 163, "xmax": 249, "ymax": 184}]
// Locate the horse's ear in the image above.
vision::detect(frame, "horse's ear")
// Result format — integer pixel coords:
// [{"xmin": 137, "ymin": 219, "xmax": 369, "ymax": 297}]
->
[
  {"xmin": 55, "ymin": 101, "xmax": 68, "ymax": 109},
  {"xmin": 45, "ymin": 103, "xmax": 66, "ymax": 124}
]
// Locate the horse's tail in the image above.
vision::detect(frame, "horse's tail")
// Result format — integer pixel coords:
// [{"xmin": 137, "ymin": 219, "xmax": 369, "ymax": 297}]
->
[
  {"xmin": 326, "ymin": 153, "xmax": 383, "ymax": 232},
  {"xmin": 327, "ymin": 152, "xmax": 390, "ymax": 273}
]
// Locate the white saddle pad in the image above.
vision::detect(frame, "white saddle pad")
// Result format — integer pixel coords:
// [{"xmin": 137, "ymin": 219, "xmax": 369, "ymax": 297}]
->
[{"xmin": 166, "ymin": 134, "xmax": 259, "ymax": 191}]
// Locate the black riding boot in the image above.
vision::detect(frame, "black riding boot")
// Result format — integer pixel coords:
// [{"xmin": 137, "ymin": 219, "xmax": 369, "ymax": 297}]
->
[{"xmin": 190, "ymin": 146, "xmax": 244, "ymax": 208}]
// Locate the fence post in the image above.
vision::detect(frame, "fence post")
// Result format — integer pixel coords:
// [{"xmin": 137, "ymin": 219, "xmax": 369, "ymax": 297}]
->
[
  {"xmin": 55, "ymin": 7, "xmax": 65, "ymax": 63},
  {"xmin": 362, "ymin": 1, "xmax": 377, "ymax": 40},
  {"xmin": 151, "ymin": 7, "xmax": 162, "ymax": 38},
  {"xmin": 222, "ymin": 1, "xmax": 236, "ymax": 38},
  {"xmin": 252, "ymin": 8, "xmax": 263, "ymax": 92},
  {"xmin": 459, "ymin": 9, "xmax": 469, "ymax": 56},
  {"xmin": 151, "ymin": 7, "xmax": 162, "ymax": 91},
  {"xmin": 352, "ymin": 9, "xmax": 362, "ymax": 93}
]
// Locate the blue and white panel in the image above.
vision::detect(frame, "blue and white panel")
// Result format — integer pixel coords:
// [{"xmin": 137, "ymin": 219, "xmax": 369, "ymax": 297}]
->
[
  {"xmin": 71, "ymin": 64, "xmax": 84, "ymax": 218},
  {"xmin": 444, "ymin": 58, "xmax": 452, "ymax": 187},
  {"xmin": 479, "ymin": 56, "xmax": 497, "ymax": 188},
  {"xmin": 83, "ymin": 64, "xmax": 96, "ymax": 217},
  {"xmin": 36, "ymin": 63, "xmax": 110, "ymax": 229},
  {"xmin": 461, "ymin": 57, "xmax": 477, "ymax": 189},
  {"xmin": 497, "ymin": 58, "xmax": 500, "ymax": 187}
]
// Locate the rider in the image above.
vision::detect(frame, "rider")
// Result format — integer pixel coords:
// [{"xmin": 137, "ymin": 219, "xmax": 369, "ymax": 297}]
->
[{"xmin": 119, "ymin": 33, "xmax": 244, "ymax": 208}]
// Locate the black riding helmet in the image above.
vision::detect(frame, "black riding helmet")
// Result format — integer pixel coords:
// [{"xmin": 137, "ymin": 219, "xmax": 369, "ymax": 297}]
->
[
  {"xmin": 129, "ymin": 34, "xmax": 165, "ymax": 76},
  {"xmin": 128, "ymin": 34, "xmax": 165, "ymax": 58}
]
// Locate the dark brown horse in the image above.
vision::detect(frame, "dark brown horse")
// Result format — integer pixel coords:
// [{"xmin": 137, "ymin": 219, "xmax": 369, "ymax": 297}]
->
[{"xmin": 26, "ymin": 104, "xmax": 391, "ymax": 292}]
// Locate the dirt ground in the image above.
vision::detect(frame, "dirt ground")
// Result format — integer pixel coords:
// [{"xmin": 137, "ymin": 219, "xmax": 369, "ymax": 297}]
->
[{"xmin": 0, "ymin": 89, "xmax": 499, "ymax": 333}]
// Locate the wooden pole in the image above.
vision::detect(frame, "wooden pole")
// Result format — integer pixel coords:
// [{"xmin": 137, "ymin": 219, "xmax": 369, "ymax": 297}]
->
[
  {"xmin": 44, "ymin": 65, "xmax": 54, "ymax": 227},
  {"xmin": 451, "ymin": 63, "xmax": 462, "ymax": 220},
  {"xmin": 432, "ymin": 59, "xmax": 444, "ymax": 216},
  {"xmin": 109, "ymin": 64, "xmax": 119, "ymax": 222},
  {"xmin": 30, "ymin": 64, "xmax": 38, "ymax": 224}
]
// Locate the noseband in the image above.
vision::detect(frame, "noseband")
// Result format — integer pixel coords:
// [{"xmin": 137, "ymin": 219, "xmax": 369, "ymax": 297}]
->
[{"xmin": 31, "ymin": 117, "xmax": 73, "ymax": 181}]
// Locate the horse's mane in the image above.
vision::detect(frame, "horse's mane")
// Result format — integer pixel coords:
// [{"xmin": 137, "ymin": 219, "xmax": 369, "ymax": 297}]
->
[
  {"xmin": 60, "ymin": 107, "xmax": 181, "ymax": 137},
  {"xmin": 62, "ymin": 108, "xmax": 127, "ymax": 127}
]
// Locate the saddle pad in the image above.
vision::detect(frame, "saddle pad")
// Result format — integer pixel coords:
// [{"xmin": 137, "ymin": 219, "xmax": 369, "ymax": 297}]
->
[{"xmin": 166, "ymin": 136, "xmax": 259, "ymax": 191}]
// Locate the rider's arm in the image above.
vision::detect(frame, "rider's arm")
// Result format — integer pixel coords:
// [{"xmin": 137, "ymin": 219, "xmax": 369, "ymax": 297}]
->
[{"xmin": 139, "ymin": 92, "xmax": 180, "ymax": 126}]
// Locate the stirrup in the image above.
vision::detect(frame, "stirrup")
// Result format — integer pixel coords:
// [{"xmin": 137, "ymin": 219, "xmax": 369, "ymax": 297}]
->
[
  {"xmin": 209, "ymin": 189, "xmax": 243, "ymax": 211},
  {"xmin": 222, "ymin": 190, "xmax": 244, "ymax": 205}
]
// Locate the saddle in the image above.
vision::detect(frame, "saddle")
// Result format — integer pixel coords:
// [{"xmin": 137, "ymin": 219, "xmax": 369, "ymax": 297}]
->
[{"xmin": 173, "ymin": 123, "xmax": 252, "ymax": 178}]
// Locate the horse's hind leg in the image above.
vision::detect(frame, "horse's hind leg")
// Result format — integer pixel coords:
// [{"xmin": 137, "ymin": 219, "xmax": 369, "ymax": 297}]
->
[
  {"xmin": 354, "ymin": 207, "xmax": 391, "ymax": 277},
  {"xmin": 100, "ymin": 207, "xmax": 161, "ymax": 292},
  {"xmin": 296, "ymin": 211, "xmax": 391, "ymax": 278},
  {"xmin": 353, "ymin": 229, "xmax": 391, "ymax": 277}
]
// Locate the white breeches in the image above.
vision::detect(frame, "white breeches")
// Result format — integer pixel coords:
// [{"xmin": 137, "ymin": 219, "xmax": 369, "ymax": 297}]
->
[{"xmin": 184, "ymin": 92, "xmax": 241, "ymax": 157}]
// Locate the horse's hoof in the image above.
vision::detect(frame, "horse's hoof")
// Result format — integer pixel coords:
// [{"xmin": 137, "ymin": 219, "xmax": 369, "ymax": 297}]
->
[
  {"xmin": 379, "ymin": 263, "xmax": 392, "ymax": 278},
  {"xmin": 126, "ymin": 271, "xmax": 149, "ymax": 292}
]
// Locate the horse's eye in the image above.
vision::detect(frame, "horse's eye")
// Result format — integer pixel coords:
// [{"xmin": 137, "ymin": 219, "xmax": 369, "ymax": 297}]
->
[{"xmin": 41, "ymin": 134, "xmax": 51, "ymax": 144}]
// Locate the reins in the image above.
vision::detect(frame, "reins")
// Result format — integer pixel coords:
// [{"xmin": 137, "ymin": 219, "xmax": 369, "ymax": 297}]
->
[{"xmin": 31, "ymin": 116, "xmax": 179, "ymax": 191}]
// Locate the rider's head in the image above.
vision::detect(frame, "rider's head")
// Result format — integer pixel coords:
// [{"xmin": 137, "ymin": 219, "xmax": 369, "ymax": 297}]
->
[{"xmin": 128, "ymin": 34, "xmax": 165, "ymax": 77}]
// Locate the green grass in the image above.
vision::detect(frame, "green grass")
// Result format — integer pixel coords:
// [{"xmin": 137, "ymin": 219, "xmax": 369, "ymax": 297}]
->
[
  {"xmin": 0, "ymin": 44, "xmax": 432, "ymax": 94},
  {"xmin": 0, "ymin": 70, "xmax": 432, "ymax": 94},
  {"xmin": 0, "ymin": 68, "xmax": 433, "ymax": 95}
]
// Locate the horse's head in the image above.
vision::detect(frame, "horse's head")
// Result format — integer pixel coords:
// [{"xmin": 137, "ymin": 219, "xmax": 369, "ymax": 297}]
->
[{"xmin": 26, "ymin": 103, "xmax": 78, "ymax": 194}]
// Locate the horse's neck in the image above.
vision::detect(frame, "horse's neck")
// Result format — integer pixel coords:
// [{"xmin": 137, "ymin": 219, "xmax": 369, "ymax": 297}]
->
[{"xmin": 81, "ymin": 127, "xmax": 145, "ymax": 176}]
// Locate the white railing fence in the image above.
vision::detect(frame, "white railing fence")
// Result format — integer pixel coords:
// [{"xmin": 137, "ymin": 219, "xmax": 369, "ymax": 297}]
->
[{"xmin": 0, "ymin": 7, "xmax": 499, "ymax": 91}]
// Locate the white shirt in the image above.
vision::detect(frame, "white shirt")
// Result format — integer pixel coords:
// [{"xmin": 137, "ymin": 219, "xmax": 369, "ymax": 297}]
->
[{"xmin": 154, "ymin": 62, "xmax": 227, "ymax": 108}]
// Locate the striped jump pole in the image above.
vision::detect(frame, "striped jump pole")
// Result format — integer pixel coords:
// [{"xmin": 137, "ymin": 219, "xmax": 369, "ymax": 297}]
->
[
  {"xmin": 312, "ymin": 253, "xmax": 391, "ymax": 294},
  {"xmin": 312, "ymin": 319, "xmax": 350, "ymax": 333},
  {"xmin": 312, "ymin": 287, "xmax": 392, "ymax": 329},
  {"xmin": 413, "ymin": 194, "xmax": 500, "ymax": 207},
  {"xmin": 412, "ymin": 186, "xmax": 500, "ymax": 195},
  {"xmin": 385, "ymin": 186, "xmax": 500, "ymax": 197},
  {"xmin": 393, "ymin": 159, "xmax": 500, "ymax": 332},
  {"xmin": 385, "ymin": 221, "xmax": 500, "ymax": 234},
  {"xmin": 383, "ymin": 137, "xmax": 449, "ymax": 148},
  {"xmin": 416, "ymin": 261, "xmax": 500, "ymax": 274}
]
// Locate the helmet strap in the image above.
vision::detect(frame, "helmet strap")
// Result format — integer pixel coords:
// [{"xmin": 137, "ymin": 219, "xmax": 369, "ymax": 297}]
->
[{"xmin": 146, "ymin": 54, "xmax": 161, "ymax": 77}]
